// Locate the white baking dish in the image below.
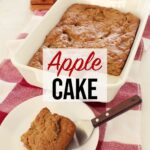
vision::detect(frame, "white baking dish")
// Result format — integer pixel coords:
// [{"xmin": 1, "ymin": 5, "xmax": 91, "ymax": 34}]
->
[{"xmin": 11, "ymin": 0, "xmax": 149, "ymax": 102}]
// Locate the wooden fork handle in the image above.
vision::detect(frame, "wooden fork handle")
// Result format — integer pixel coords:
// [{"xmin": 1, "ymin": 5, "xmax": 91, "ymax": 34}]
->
[{"xmin": 91, "ymin": 95, "xmax": 142, "ymax": 128}]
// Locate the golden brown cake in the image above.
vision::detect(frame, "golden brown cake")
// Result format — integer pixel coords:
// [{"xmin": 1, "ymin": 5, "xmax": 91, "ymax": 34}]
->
[
  {"xmin": 31, "ymin": 0, "xmax": 56, "ymax": 11},
  {"xmin": 21, "ymin": 108, "xmax": 76, "ymax": 150},
  {"xmin": 31, "ymin": 4, "xmax": 52, "ymax": 11},
  {"xmin": 31, "ymin": 0, "xmax": 56, "ymax": 5},
  {"xmin": 28, "ymin": 4, "xmax": 140, "ymax": 76}
]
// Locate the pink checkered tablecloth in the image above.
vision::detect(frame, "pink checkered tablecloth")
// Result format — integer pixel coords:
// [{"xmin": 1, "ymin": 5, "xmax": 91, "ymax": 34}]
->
[{"xmin": 0, "ymin": 11, "xmax": 150, "ymax": 150}]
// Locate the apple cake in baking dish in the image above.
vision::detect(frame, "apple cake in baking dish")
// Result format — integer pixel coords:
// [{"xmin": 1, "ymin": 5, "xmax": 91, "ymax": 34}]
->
[{"xmin": 28, "ymin": 4, "xmax": 140, "ymax": 76}]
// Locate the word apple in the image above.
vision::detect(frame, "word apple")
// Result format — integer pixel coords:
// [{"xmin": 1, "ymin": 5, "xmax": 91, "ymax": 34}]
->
[{"xmin": 47, "ymin": 51, "xmax": 102, "ymax": 76}]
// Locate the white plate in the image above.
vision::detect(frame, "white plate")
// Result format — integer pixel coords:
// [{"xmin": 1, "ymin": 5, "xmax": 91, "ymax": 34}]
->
[{"xmin": 0, "ymin": 96, "xmax": 99, "ymax": 150}]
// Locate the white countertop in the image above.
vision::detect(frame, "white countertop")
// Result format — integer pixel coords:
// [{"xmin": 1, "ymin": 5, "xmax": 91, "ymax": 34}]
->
[
  {"xmin": 140, "ymin": 49, "xmax": 150, "ymax": 150},
  {"xmin": 0, "ymin": 0, "xmax": 32, "ymax": 61},
  {"xmin": 0, "ymin": 0, "xmax": 150, "ymax": 150}
]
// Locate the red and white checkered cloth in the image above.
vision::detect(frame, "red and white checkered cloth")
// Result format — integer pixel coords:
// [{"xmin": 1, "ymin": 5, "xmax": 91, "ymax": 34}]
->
[{"xmin": 0, "ymin": 11, "xmax": 150, "ymax": 150}]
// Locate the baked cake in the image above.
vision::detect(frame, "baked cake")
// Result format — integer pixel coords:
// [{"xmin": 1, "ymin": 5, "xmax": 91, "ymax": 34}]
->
[
  {"xmin": 21, "ymin": 108, "xmax": 76, "ymax": 150},
  {"xmin": 31, "ymin": 0, "xmax": 56, "ymax": 5},
  {"xmin": 31, "ymin": 0, "xmax": 56, "ymax": 11},
  {"xmin": 28, "ymin": 4, "xmax": 140, "ymax": 76}
]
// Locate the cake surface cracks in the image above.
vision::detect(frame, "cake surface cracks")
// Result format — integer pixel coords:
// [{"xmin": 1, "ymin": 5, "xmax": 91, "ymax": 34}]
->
[{"xmin": 28, "ymin": 4, "xmax": 140, "ymax": 76}]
